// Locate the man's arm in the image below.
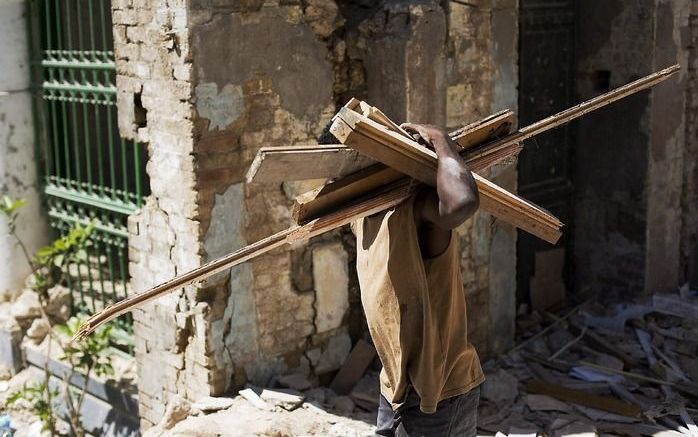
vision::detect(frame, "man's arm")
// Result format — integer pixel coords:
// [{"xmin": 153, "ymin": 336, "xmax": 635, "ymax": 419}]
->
[{"xmin": 401, "ymin": 123, "xmax": 480, "ymax": 258}]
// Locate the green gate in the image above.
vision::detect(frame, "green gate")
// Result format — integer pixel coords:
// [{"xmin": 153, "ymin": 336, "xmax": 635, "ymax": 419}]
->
[{"xmin": 27, "ymin": 0, "xmax": 149, "ymax": 350}]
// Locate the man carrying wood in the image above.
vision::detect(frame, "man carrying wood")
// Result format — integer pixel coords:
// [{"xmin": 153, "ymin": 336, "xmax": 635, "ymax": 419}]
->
[{"xmin": 351, "ymin": 123, "xmax": 484, "ymax": 436}]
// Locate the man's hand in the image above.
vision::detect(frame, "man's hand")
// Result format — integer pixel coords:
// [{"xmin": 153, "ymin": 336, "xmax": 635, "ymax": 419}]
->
[{"xmin": 401, "ymin": 123, "xmax": 480, "ymax": 258}]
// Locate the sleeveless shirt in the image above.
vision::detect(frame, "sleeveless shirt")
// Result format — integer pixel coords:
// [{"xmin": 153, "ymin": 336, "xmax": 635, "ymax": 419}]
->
[{"xmin": 354, "ymin": 194, "xmax": 484, "ymax": 413}]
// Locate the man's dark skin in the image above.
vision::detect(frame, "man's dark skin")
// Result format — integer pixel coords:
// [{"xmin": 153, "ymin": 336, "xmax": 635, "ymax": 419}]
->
[{"xmin": 401, "ymin": 123, "xmax": 480, "ymax": 256}]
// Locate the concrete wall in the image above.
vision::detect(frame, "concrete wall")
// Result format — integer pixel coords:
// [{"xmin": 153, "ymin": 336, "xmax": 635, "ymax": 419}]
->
[
  {"xmin": 0, "ymin": 0, "xmax": 49, "ymax": 300},
  {"xmin": 574, "ymin": 0, "xmax": 692, "ymax": 296},
  {"xmin": 115, "ymin": 0, "xmax": 518, "ymax": 428}
]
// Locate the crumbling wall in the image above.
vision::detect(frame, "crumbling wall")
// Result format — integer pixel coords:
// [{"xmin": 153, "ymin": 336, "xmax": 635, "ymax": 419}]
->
[
  {"xmin": 446, "ymin": 0, "xmax": 519, "ymax": 356},
  {"xmin": 112, "ymin": 0, "xmax": 203, "ymax": 427},
  {"xmin": 574, "ymin": 0, "xmax": 691, "ymax": 296},
  {"xmin": 117, "ymin": 0, "xmax": 519, "ymax": 428}
]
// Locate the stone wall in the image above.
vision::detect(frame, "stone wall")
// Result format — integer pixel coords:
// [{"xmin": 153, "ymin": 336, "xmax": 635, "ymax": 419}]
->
[
  {"xmin": 0, "ymin": 0, "xmax": 49, "ymax": 300},
  {"xmin": 112, "ymin": 0, "xmax": 203, "ymax": 427},
  {"xmin": 115, "ymin": 0, "xmax": 518, "ymax": 428}
]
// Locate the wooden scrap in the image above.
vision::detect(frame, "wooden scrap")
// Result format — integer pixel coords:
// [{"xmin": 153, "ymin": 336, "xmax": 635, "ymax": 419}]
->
[
  {"xmin": 653, "ymin": 294, "xmax": 698, "ymax": 321},
  {"xmin": 527, "ymin": 380, "xmax": 642, "ymax": 418},
  {"xmin": 562, "ymin": 316, "xmax": 637, "ymax": 368},
  {"xmin": 329, "ymin": 339, "xmax": 376, "ymax": 395}
]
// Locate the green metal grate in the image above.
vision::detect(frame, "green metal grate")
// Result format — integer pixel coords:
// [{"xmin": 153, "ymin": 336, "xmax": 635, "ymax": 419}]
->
[{"xmin": 27, "ymin": 0, "xmax": 150, "ymax": 351}]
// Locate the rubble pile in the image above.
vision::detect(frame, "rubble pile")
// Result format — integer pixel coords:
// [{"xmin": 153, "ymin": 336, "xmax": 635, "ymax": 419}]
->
[{"xmin": 477, "ymin": 289, "xmax": 698, "ymax": 437}]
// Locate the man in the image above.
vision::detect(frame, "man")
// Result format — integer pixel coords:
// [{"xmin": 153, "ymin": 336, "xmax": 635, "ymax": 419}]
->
[{"xmin": 353, "ymin": 123, "xmax": 483, "ymax": 437}]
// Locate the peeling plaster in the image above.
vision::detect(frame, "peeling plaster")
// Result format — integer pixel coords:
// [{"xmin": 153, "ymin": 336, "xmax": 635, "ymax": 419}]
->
[
  {"xmin": 195, "ymin": 83, "xmax": 244, "ymax": 131},
  {"xmin": 204, "ymin": 183, "xmax": 258, "ymax": 387}
]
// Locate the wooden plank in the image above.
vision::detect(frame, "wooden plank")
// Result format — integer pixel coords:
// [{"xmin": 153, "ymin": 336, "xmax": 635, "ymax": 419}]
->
[
  {"xmin": 329, "ymin": 339, "xmax": 377, "ymax": 395},
  {"xmin": 450, "ymin": 109, "xmax": 516, "ymax": 149},
  {"xmin": 527, "ymin": 380, "xmax": 642, "ymax": 418},
  {"xmin": 74, "ymin": 66, "xmax": 680, "ymax": 340},
  {"xmin": 327, "ymin": 108, "xmax": 563, "ymax": 243},
  {"xmin": 245, "ymin": 109, "xmax": 516, "ymax": 184},
  {"xmin": 245, "ymin": 145, "xmax": 374, "ymax": 184},
  {"xmin": 75, "ymin": 178, "xmax": 420, "ymax": 340},
  {"xmin": 292, "ymin": 142, "xmax": 523, "ymax": 224}
]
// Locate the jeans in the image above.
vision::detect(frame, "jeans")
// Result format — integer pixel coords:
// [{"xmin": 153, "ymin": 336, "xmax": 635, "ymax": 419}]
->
[{"xmin": 375, "ymin": 386, "xmax": 480, "ymax": 437}]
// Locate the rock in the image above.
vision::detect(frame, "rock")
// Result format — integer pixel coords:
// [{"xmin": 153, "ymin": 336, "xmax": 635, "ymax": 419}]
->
[
  {"xmin": 330, "ymin": 395, "xmax": 355, "ymax": 414},
  {"xmin": 260, "ymin": 388, "xmax": 305, "ymax": 411},
  {"xmin": 0, "ymin": 381, "xmax": 8, "ymax": 392},
  {"xmin": 304, "ymin": 387, "xmax": 327, "ymax": 404},
  {"xmin": 313, "ymin": 242, "xmax": 349, "ymax": 333},
  {"xmin": 143, "ymin": 395, "xmax": 191, "ymax": 436},
  {"xmin": 481, "ymin": 369, "xmax": 519, "ymax": 405},
  {"xmin": 278, "ymin": 372, "xmax": 312, "ymax": 391},
  {"xmin": 313, "ymin": 331, "xmax": 352, "ymax": 375},
  {"xmin": 44, "ymin": 285, "xmax": 71, "ymax": 323},
  {"xmin": 304, "ymin": 0, "xmax": 345, "ymax": 39},
  {"xmin": 26, "ymin": 318, "xmax": 50, "ymax": 344},
  {"xmin": 0, "ymin": 315, "xmax": 23, "ymax": 377},
  {"xmin": 10, "ymin": 290, "xmax": 41, "ymax": 328},
  {"xmin": 161, "ymin": 395, "xmax": 191, "ymax": 429},
  {"xmin": 191, "ymin": 396, "xmax": 234, "ymax": 413},
  {"xmin": 238, "ymin": 388, "xmax": 270, "ymax": 410}
]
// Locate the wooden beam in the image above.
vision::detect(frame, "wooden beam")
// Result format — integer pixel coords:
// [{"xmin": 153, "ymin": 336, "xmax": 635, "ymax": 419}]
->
[
  {"xmin": 75, "ymin": 178, "xmax": 419, "ymax": 340},
  {"xmin": 245, "ymin": 109, "xmax": 516, "ymax": 184},
  {"xmin": 527, "ymin": 380, "xmax": 642, "ymax": 418},
  {"xmin": 321, "ymin": 108, "xmax": 562, "ymax": 243},
  {"xmin": 74, "ymin": 65, "xmax": 680, "ymax": 340}
]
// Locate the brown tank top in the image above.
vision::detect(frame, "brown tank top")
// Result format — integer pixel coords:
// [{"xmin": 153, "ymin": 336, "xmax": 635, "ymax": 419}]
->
[{"xmin": 354, "ymin": 194, "xmax": 484, "ymax": 413}]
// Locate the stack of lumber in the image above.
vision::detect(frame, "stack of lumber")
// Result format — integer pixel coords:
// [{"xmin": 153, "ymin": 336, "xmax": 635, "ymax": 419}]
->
[
  {"xmin": 322, "ymin": 102, "xmax": 563, "ymax": 243},
  {"xmin": 73, "ymin": 65, "xmax": 680, "ymax": 340}
]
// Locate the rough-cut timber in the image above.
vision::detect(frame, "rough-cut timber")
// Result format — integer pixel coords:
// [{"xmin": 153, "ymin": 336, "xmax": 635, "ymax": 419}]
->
[
  {"xmin": 245, "ymin": 109, "xmax": 515, "ymax": 184},
  {"xmin": 75, "ymin": 65, "xmax": 680, "ymax": 342},
  {"xmin": 75, "ymin": 179, "xmax": 419, "ymax": 340},
  {"xmin": 328, "ymin": 108, "xmax": 562, "ymax": 243}
]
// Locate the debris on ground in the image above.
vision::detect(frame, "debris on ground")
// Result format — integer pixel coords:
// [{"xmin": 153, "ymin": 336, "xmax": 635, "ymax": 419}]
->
[{"xmin": 477, "ymin": 287, "xmax": 698, "ymax": 436}]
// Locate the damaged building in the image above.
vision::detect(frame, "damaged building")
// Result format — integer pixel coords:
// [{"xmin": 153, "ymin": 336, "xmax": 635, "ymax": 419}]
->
[{"xmin": 0, "ymin": 0, "xmax": 696, "ymax": 432}]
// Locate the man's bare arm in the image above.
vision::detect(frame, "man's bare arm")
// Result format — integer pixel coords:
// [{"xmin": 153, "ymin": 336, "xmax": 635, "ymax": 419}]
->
[{"xmin": 401, "ymin": 123, "xmax": 480, "ymax": 257}]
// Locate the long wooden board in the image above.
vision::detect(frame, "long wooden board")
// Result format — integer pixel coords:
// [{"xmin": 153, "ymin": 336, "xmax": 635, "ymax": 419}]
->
[
  {"xmin": 245, "ymin": 110, "xmax": 516, "ymax": 184},
  {"xmin": 328, "ymin": 108, "xmax": 562, "ymax": 243},
  {"xmin": 74, "ymin": 65, "xmax": 680, "ymax": 340}
]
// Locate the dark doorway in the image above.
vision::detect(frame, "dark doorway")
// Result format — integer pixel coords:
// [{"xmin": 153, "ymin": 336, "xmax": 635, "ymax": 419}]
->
[{"xmin": 517, "ymin": 0, "xmax": 576, "ymax": 308}]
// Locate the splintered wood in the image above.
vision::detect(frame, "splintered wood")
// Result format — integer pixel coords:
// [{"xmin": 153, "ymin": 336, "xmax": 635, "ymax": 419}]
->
[{"xmin": 74, "ymin": 65, "xmax": 680, "ymax": 341}]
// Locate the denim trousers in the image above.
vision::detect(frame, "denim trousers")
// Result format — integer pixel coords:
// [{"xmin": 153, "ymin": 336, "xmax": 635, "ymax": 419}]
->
[{"xmin": 375, "ymin": 386, "xmax": 480, "ymax": 437}]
